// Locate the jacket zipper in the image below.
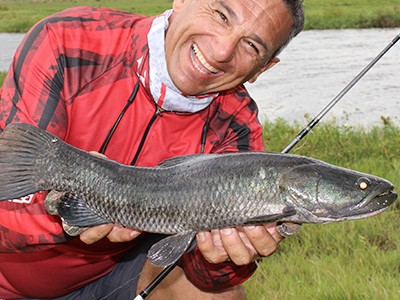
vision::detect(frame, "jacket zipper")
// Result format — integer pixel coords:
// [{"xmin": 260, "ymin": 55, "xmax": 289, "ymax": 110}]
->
[{"xmin": 130, "ymin": 105, "xmax": 163, "ymax": 165}]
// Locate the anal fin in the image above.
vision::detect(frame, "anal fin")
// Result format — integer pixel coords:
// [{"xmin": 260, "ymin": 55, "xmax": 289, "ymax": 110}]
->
[{"xmin": 148, "ymin": 231, "xmax": 196, "ymax": 267}]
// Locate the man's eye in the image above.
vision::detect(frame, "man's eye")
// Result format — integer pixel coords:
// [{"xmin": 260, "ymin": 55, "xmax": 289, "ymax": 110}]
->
[
  {"xmin": 247, "ymin": 41, "xmax": 259, "ymax": 54},
  {"xmin": 217, "ymin": 11, "xmax": 228, "ymax": 23}
]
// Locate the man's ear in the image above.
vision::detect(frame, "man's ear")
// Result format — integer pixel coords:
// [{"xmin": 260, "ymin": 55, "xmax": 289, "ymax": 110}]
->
[{"xmin": 247, "ymin": 57, "xmax": 280, "ymax": 83}]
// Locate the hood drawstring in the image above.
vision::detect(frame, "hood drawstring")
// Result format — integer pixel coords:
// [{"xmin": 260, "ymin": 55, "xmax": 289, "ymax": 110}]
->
[{"xmin": 99, "ymin": 80, "xmax": 140, "ymax": 154}]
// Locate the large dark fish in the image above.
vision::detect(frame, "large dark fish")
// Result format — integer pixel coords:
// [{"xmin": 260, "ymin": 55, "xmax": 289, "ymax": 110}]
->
[{"xmin": 0, "ymin": 123, "xmax": 397, "ymax": 266}]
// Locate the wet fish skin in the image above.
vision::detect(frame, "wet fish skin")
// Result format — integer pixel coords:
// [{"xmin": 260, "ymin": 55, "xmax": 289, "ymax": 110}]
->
[{"xmin": 0, "ymin": 123, "xmax": 397, "ymax": 266}]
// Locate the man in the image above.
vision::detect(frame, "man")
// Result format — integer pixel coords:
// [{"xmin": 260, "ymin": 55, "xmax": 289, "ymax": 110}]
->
[{"xmin": 0, "ymin": 0, "xmax": 304, "ymax": 299}]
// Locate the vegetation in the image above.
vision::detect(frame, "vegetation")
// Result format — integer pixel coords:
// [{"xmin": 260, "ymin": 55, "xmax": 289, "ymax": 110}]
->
[
  {"xmin": 304, "ymin": 0, "xmax": 400, "ymax": 29},
  {"xmin": 0, "ymin": 0, "xmax": 399, "ymax": 32},
  {"xmin": 0, "ymin": 71, "xmax": 5, "ymax": 85},
  {"xmin": 0, "ymin": 0, "xmax": 172, "ymax": 32},
  {"xmin": 244, "ymin": 119, "xmax": 400, "ymax": 300}
]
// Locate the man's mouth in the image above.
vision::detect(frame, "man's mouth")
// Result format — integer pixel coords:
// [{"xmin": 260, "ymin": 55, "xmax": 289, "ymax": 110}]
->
[{"xmin": 191, "ymin": 44, "xmax": 220, "ymax": 75}]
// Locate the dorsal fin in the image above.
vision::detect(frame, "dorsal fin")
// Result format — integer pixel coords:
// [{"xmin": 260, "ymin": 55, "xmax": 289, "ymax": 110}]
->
[{"xmin": 156, "ymin": 154, "xmax": 218, "ymax": 168}]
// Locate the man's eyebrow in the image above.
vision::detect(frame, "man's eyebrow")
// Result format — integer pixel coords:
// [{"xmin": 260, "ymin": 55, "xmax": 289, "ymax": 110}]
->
[
  {"xmin": 218, "ymin": 0, "xmax": 239, "ymax": 22},
  {"xmin": 217, "ymin": 0, "xmax": 269, "ymax": 54}
]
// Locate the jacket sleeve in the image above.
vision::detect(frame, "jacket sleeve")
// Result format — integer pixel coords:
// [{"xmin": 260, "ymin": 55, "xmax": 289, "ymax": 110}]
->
[
  {"xmin": 178, "ymin": 88, "xmax": 265, "ymax": 291},
  {"xmin": 0, "ymin": 16, "xmax": 70, "ymax": 253},
  {"xmin": 202, "ymin": 87, "xmax": 265, "ymax": 154},
  {"xmin": 0, "ymin": 12, "xmax": 69, "ymax": 135},
  {"xmin": 178, "ymin": 247, "xmax": 257, "ymax": 292},
  {"xmin": 0, "ymin": 8, "xmax": 107, "ymax": 252}
]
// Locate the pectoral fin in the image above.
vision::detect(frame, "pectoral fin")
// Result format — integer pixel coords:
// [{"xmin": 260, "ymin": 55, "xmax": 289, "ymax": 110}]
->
[
  {"xmin": 57, "ymin": 193, "xmax": 109, "ymax": 227},
  {"xmin": 148, "ymin": 231, "xmax": 196, "ymax": 267}
]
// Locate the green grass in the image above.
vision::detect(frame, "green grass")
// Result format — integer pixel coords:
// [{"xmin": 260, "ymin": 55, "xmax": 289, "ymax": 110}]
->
[
  {"xmin": 0, "ymin": 71, "xmax": 6, "ymax": 85},
  {"xmin": 2, "ymin": 69, "xmax": 398, "ymax": 298},
  {"xmin": 304, "ymin": 0, "xmax": 400, "ymax": 29},
  {"xmin": 0, "ymin": 0, "xmax": 172, "ymax": 32},
  {"xmin": 0, "ymin": 0, "xmax": 399, "ymax": 32},
  {"xmin": 244, "ymin": 119, "xmax": 400, "ymax": 300}
]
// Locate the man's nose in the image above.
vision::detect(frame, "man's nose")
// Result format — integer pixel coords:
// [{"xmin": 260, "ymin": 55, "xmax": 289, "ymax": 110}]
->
[{"xmin": 211, "ymin": 34, "xmax": 238, "ymax": 62}]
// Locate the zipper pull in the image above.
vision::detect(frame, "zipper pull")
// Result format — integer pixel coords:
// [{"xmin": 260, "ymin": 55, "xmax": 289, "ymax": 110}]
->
[{"xmin": 155, "ymin": 106, "xmax": 164, "ymax": 116}]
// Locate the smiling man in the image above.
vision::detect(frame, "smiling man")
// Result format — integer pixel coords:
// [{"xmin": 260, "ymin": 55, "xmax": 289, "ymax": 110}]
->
[
  {"xmin": 0, "ymin": 0, "xmax": 304, "ymax": 299},
  {"xmin": 166, "ymin": 0, "xmax": 294, "ymax": 95}
]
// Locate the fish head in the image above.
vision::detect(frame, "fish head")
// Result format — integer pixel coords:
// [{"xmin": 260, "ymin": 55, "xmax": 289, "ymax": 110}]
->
[{"xmin": 279, "ymin": 162, "xmax": 397, "ymax": 223}]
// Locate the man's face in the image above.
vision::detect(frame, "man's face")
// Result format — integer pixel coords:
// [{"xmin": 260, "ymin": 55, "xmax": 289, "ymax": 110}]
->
[{"xmin": 165, "ymin": 0, "xmax": 293, "ymax": 95}]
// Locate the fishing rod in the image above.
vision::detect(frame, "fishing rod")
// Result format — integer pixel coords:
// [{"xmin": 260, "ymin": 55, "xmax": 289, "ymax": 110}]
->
[
  {"xmin": 133, "ymin": 241, "xmax": 197, "ymax": 300},
  {"xmin": 133, "ymin": 259, "xmax": 179, "ymax": 300},
  {"xmin": 132, "ymin": 33, "xmax": 400, "ymax": 300},
  {"xmin": 282, "ymin": 32, "xmax": 400, "ymax": 154}
]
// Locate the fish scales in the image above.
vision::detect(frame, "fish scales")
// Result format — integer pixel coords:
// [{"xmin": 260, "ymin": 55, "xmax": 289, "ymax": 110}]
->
[
  {"xmin": 137, "ymin": 155, "xmax": 282, "ymax": 232},
  {"xmin": 77, "ymin": 154, "xmax": 281, "ymax": 233},
  {"xmin": 0, "ymin": 122, "xmax": 397, "ymax": 266},
  {"xmin": 0, "ymin": 123, "xmax": 284, "ymax": 233}
]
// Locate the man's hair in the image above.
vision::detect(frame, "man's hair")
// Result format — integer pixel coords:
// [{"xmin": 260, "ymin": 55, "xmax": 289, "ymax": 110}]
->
[{"xmin": 271, "ymin": 0, "xmax": 304, "ymax": 59}]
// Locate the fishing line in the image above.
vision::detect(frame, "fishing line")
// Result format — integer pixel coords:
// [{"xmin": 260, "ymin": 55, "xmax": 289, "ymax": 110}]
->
[
  {"xmin": 130, "ymin": 33, "xmax": 400, "ymax": 300},
  {"xmin": 97, "ymin": 274, "xmax": 142, "ymax": 300}
]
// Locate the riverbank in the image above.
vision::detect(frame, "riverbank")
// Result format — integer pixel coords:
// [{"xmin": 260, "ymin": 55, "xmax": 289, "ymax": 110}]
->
[
  {"xmin": 1, "ymin": 28, "xmax": 399, "ymax": 127},
  {"xmin": 246, "ymin": 27, "xmax": 400, "ymax": 128},
  {"xmin": 0, "ymin": 0, "xmax": 399, "ymax": 32}
]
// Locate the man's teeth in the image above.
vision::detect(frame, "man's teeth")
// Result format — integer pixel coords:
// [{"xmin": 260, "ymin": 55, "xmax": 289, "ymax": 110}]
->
[{"xmin": 192, "ymin": 44, "xmax": 219, "ymax": 74}]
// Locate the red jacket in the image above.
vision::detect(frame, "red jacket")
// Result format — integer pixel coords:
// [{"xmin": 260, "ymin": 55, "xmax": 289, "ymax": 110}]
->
[{"xmin": 0, "ymin": 6, "xmax": 264, "ymax": 299}]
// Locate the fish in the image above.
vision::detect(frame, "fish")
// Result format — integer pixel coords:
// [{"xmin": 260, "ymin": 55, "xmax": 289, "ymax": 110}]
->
[{"xmin": 0, "ymin": 122, "xmax": 397, "ymax": 266}]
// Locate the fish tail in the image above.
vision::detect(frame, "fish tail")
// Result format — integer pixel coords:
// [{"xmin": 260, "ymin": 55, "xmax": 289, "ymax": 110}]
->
[{"xmin": 0, "ymin": 123, "xmax": 55, "ymax": 200}]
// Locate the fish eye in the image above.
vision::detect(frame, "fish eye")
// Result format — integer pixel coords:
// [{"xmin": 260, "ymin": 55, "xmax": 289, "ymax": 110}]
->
[{"xmin": 357, "ymin": 177, "xmax": 371, "ymax": 190}]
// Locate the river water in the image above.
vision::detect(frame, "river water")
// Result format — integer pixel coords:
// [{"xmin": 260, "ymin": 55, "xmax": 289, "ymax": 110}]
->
[{"xmin": 1, "ymin": 28, "xmax": 399, "ymax": 127}]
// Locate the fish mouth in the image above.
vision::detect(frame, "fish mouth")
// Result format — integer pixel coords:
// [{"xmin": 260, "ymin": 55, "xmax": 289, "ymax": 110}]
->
[
  {"xmin": 307, "ymin": 186, "xmax": 398, "ymax": 223},
  {"xmin": 343, "ymin": 186, "xmax": 397, "ymax": 220}
]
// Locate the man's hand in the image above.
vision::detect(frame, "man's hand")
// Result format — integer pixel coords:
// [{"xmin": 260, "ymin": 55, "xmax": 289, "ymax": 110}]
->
[
  {"xmin": 78, "ymin": 224, "xmax": 142, "ymax": 244},
  {"xmin": 46, "ymin": 190, "xmax": 142, "ymax": 244},
  {"xmin": 45, "ymin": 151, "xmax": 142, "ymax": 244},
  {"xmin": 196, "ymin": 223, "xmax": 299, "ymax": 265}
]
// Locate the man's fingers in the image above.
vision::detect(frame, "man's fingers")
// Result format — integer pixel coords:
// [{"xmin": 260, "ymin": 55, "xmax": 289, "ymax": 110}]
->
[
  {"xmin": 79, "ymin": 224, "xmax": 141, "ymax": 244},
  {"xmin": 196, "ymin": 223, "xmax": 291, "ymax": 267},
  {"xmin": 79, "ymin": 224, "xmax": 114, "ymax": 244},
  {"xmin": 220, "ymin": 227, "xmax": 254, "ymax": 265},
  {"xmin": 106, "ymin": 225, "xmax": 142, "ymax": 242},
  {"xmin": 62, "ymin": 223, "xmax": 88, "ymax": 236},
  {"xmin": 196, "ymin": 230, "xmax": 229, "ymax": 264},
  {"xmin": 197, "ymin": 227, "xmax": 273, "ymax": 265},
  {"xmin": 243, "ymin": 225, "xmax": 278, "ymax": 258},
  {"xmin": 44, "ymin": 153, "xmax": 143, "ymax": 244},
  {"xmin": 275, "ymin": 222, "xmax": 301, "ymax": 238}
]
